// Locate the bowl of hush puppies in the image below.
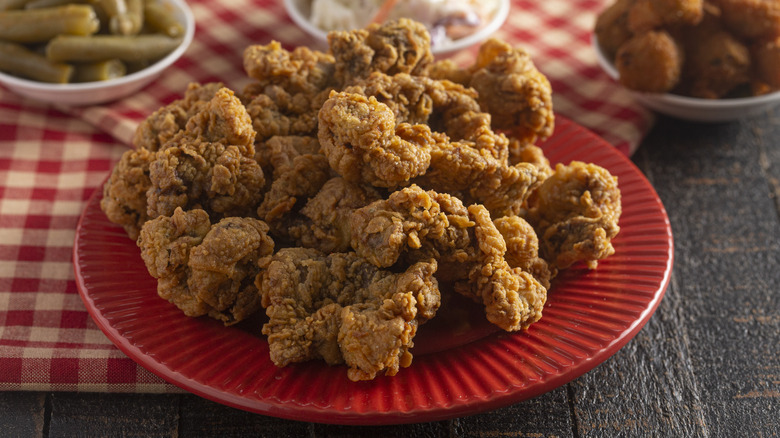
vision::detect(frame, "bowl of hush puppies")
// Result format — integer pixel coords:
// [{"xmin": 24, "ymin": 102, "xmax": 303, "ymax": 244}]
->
[{"xmin": 592, "ymin": 0, "xmax": 780, "ymax": 122}]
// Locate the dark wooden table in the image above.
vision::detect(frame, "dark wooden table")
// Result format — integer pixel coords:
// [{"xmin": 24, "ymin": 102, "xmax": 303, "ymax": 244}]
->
[{"xmin": 2, "ymin": 111, "xmax": 779, "ymax": 437}]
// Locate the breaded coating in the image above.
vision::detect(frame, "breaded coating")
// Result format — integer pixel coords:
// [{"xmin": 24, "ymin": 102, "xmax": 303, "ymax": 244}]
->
[
  {"xmin": 329, "ymin": 18, "xmax": 433, "ymax": 86},
  {"xmin": 100, "ymin": 146, "xmax": 155, "ymax": 240},
  {"xmin": 254, "ymin": 135, "xmax": 322, "ymax": 180},
  {"xmin": 494, "ymin": 215, "xmax": 554, "ymax": 289},
  {"xmin": 256, "ymin": 154, "xmax": 331, "ymax": 233},
  {"xmin": 428, "ymin": 38, "xmax": 555, "ymax": 145},
  {"xmin": 752, "ymin": 36, "xmax": 780, "ymax": 91},
  {"xmin": 240, "ymin": 19, "xmax": 436, "ymax": 143},
  {"xmin": 427, "ymin": 58, "xmax": 472, "ymax": 85},
  {"xmin": 454, "ymin": 205, "xmax": 548, "ymax": 332},
  {"xmin": 346, "ymin": 72, "xmax": 494, "ymax": 146},
  {"xmin": 527, "ymin": 161, "xmax": 622, "ymax": 270},
  {"xmin": 138, "ymin": 208, "xmax": 211, "ymax": 317},
  {"xmin": 349, "ymin": 187, "xmax": 549, "ymax": 331},
  {"xmin": 257, "ymin": 248, "xmax": 440, "ymax": 381},
  {"xmin": 243, "ymin": 41, "xmax": 336, "ymax": 95},
  {"xmin": 425, "ymin": 77, "xmax": 493, "ymax": 144},
  {"xmin": 466, "ymin": 39, "xmax": 555, "ymax": 144},
  {"xmin": 288, "ymin": 177, "xmax": 382, "ymax": 253},
  {"xmin": 101, "ymin": 87, "xmax": 264, "ymax": 240},
  {"xmin": 464, "ymin": 162, "xmax": 548, "ymax": 218},
  {"xmin": 146, "ymin": 88, "xmax": 264, "ymax": 220},
  {"xmin": 324, "ymin": 75, "xmax": 545, "ymax": 215},
  {"xmin": 628, "ymin": 0, "xmax": 703, "ymax": 33},
  {"xmin": 183, "ymin": 87, "xmax": 257, "ymax": 148},
  {"xmin": 595, "ymin": 0, "xmax": 636, "ymax": 58},
  {"xmin": 507, "ymin": 139, "xmax": 553, "ymax": 174},
  {"xmin": 242, "ymin": 85, "xmax": 330, "ymax": 142},
  {"xmin": 138, "ymin": 208, "xmax": 274, "ymax": 325},
  {"xmin": 340, "ymin": 74, "xmax": 531, "ymax": 207},
  {"xmin": 344, "ymin": 72, "xmax": 434, "ymax": 126},
  {"xmin": 683, "ymin": 30, "xmax": 751, "ymax": 98},
  {"xmin": 349, "ymin": 185, "xmax": 474, "ymax": 270},
  {"xmin": 717, "ymin": 0, "xmax": 780, "ymax": 40},
  {"xmin": 241, "ymin": 41, "xmax": 334, "ymax": 143},
  {"xmin": 133, "ymin": 82, "xmax": 226, "ymax": 151},
  {"xmin": 417, "ymin": 140, "xmax": 545, "ymax": 217},
  {"xmin": 318, "ymin": 91, "xmax": 442, "ymax": 188},
  {"xmin": 615, "ymin": 30, "xmax": 683, "ymax": 93},
  {"xmin": 255, "ymin": 136, "xmax": 332, "ymax": 226}
]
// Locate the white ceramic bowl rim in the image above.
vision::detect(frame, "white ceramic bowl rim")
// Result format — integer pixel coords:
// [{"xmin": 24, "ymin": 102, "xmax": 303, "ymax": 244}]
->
[
  {"xmin": 591, "ymin": 34, "xmax": 780, "ymax": 109},
  {"xmin": 0, "ymin": 0, "xmax": 195, "ymax": 93},
  {"xmin": 283, "ymin": 0, "xmax": 510, "ymax": 54}
]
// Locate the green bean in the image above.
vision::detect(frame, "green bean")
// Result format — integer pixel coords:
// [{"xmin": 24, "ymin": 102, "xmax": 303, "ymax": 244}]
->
[
  {"xmin": 144, "ymin": 0, "xmax": 183, "ymax": 38},
  {"xmin": 0, "ymin": 5, "xmax": 99, "ymax": 43},
  {"xmin": 0, "ymin": 0, "xmax": 30, "ymax": 11},
  {"xmin": 0, "ymin": 40, "xmax": 73, "ymax": 83},
  {"xmin": 46, "ymin": 34, "xmax": 181, "ymax": 63},
  {"xmin": 124, "ymin": 59, "xmax": 150, "ymax": 74},
  {"xmin": 95, "ymin": 0, "xmax": 140, "ymax": 35},
  {"xmin": 94, "ymin": 0, "xmax": 125, "ymax": 19},
  {"xmin": 122, "ymin": 0, "xmax": 144, "ymax": 35},
  {"xmin": 94, "ymin": 0, "xmax": 126, "ymax": 33},
  {"xmin": 73, "ymin": 58, "xmax": 126, "ymax": 82},
  {"xmin": 24, "ymin": 0, "xmax": 86, "ymax": 9}
]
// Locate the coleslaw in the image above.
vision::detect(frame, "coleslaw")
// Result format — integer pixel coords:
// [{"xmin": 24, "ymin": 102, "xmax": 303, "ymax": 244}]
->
[{"xmin": 308, "ymin": 0, "xmax": 500, "ymax": 47}]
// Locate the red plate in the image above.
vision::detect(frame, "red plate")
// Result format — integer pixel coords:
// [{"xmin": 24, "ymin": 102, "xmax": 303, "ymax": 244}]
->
[{"xmin": 73, "ymin": 116, "xmax": 673, "ymax": 425}]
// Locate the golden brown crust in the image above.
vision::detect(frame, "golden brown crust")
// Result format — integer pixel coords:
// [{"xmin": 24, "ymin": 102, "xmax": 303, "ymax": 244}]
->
[
  {"xmin": 258, "ymin": 248, "xmax": 440, "ymax": 381},
  {"xmin": 133, "ymin": 82, "xmax": 226, "ymax": 151},
  {"xmin": 527, "ymin": 161, "xmax": 622, "ymax": 270},
  {"xmin": 329, "ymin": 18, "xmax": 433, "ymax": 86},
  {"xmin": 615, "ymin": 30, "xmax": 683, "ymax": 93},
  {"xmin": 454, "ymin": 205, "xmax": 547, "ymax": 332},
  {"xmin": 628, "ymin": 0, "xmax": 703, "ymax": 33},
  {"xmin": 716, "ymin": 0, "xmax": 780, "ymax": 41},
  {"xmin": 318, "ymin": 91, "xmax": 440, "ymax": 188},
  {"xmin": 595, "ymin": 0, "xmax": 636, "ymax": 59},
  {"xmin": 288, "ymin": 177, "xmax": 382, "ymax": 253},
  {"xmin": 100, "ymin": 147, "xmax": 155, "ymax": 241},
  {"xmin": 138, "ymin": 208, "xmax": 274, "ymax": 325},
  {"xmin": 349, "ymin": 185, "xmax": 473, "ymax": 269},
  {"xmin": 752, "ymin": 36, "xmax": 780, "ymax": 91}
]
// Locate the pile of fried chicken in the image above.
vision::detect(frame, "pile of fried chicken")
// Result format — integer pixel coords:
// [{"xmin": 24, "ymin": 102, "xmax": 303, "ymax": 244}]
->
[{"xmin": 100, "ymin": 19, "xmax": 622, "ymax": 382}]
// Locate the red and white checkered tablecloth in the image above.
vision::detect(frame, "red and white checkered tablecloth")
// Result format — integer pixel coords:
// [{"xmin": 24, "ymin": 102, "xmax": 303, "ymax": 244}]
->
[{"xmin": 0, "ymin": 0, "xmax": 653, "ymax": 392}]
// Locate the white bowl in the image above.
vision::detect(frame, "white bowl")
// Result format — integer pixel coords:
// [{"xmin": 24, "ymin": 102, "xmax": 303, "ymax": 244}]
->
[
  {"xmin": 592, "ymin": 34, "xmax": 780, "ymax": 122},
  {"xmin": 0, "ymin": 0, "xmax": 194, "ymax": 107},
  {"xmin": 283, "ymin": 0, "xmax": 510, "ymax": 56}
]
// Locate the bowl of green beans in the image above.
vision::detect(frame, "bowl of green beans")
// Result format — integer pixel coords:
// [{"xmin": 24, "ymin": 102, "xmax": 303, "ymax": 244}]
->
[{"xmin": 0, "ymin": 0, "xmax": 194, "ymax": 106}]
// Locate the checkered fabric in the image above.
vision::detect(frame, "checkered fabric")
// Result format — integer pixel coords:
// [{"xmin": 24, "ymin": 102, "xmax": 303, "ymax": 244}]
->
[{"xmin": 0, "ymin": 0, "xmax": 652, "ymax": 392}]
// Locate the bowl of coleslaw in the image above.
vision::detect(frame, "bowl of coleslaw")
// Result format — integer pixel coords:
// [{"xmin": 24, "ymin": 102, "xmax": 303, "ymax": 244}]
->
[{"xmin": 284, "ymin": 0, "xmax": 510, "ymax": 55}]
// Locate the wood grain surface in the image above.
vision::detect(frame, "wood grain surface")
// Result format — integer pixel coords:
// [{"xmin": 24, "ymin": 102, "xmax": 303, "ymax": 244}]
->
[{"xmin": 1, "ymin": 111, "xmax": 778, "ymax": 437}]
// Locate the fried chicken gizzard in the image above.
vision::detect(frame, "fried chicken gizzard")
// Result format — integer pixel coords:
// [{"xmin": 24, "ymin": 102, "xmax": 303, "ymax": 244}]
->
[
  {"xmin": 101, "ymin": 85, "xmax": 264, "ymax": 240},
  {"xmin": 137, "ymin": 207, "xmax": 274, "ymax": 325},
  {"xmin": 349, "ymin": 185, "xmax": 550, "ymax": 331},
  {"xmin": 99, "ymin": 18, "xmax": 623, "ymax": 381},
  {"xmin": 258, "ymin": 248, "xmax": 440, "ymax": 381},
  {"xmin": 527, "ymin": 161, "xmax": 622, "ymax": 271}
]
